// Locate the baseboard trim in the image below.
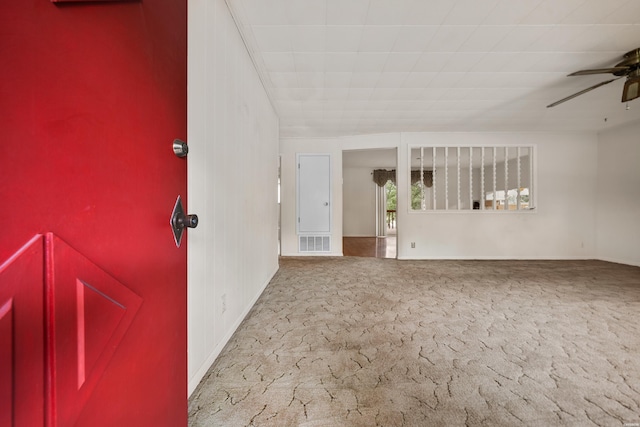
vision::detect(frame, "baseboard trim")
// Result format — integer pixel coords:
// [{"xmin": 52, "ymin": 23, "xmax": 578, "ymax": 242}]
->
[
  {"xmin": 396, "ymin": 255, "xmax": 597, "ymax": 261},
  {"xmin": 596, "ymin": 256, "xmax": 640, "ymax": 268},
  {"xmin": 187, "ymin": 263, "xmax": 279, "ymax": 397}
]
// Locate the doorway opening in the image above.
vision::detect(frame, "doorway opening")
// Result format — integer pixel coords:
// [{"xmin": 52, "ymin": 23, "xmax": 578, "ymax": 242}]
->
[
  {"xmin": 382, "ymin": 179, "xmax": 397, "ymax": 251},
  {"xmin": 342, "ymin": 148, "xmax": 397, "ymax": 259}
]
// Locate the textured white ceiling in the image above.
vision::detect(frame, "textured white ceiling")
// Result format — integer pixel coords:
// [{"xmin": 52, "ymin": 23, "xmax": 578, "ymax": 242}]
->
[{"xmin": 227, "ymin": 0, "xmax": 640, "ymax": 137}]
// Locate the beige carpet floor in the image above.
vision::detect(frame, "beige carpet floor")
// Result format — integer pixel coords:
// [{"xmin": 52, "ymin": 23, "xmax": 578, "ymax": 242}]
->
[{"xmin": 189, "ymin": 257, "xmax": 640, "ymax": 426}]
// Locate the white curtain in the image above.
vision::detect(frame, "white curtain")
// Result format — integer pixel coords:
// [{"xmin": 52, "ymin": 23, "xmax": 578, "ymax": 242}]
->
[{"xmin": 376, "ymin": 183, "xmax": 386, "ymax": 237}]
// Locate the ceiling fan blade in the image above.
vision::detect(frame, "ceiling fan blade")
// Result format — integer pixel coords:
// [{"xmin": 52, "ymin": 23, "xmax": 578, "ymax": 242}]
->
[
  {"xmin": 546, "ymin": 78, "xmax": 621, "ymax": 108},
  {"xmin": 568, "ymin": 67, "xmax": 628, "ymax": 76}
]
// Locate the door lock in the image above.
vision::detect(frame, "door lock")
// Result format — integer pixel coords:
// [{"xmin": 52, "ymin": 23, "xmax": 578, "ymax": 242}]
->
[
  {"xmin": 173, "ymin": 139, "xmax": 189, "ymax": 157},
  {"xmin": 170, "ymin": 195, "xmax": 198, "ymax": 247}
]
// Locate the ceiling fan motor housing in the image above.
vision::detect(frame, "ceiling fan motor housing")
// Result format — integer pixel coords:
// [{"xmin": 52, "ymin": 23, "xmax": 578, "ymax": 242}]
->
[
  {"xmin": 617, "ymin": 49, "xmax": 640, "ymax": 103},
  {"xmin": 622, "ymin": 69, "xmax": 640, "ymax": 102},
  {"xmin": 548, "ymin": 47, "xmax": 640, "ymax": 107}
]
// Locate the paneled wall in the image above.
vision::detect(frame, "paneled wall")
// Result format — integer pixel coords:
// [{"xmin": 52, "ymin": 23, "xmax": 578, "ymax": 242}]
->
[
  {"xmin": 188, "ymin": 0, "xmax": 279, "ymax": 395},
  {"xmin": 597, "ymin": 121, "xmax": 640, "ymax": 267}
]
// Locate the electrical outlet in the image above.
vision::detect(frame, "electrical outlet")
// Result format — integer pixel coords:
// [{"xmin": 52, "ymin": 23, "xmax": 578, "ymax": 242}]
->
[
  {"xmin": 411, "ymin": 242, "xmax": 416, "ymax": 248},
  {"xmin": 221, "ymin": 294, "xmax": 227, "ymax": 313}
]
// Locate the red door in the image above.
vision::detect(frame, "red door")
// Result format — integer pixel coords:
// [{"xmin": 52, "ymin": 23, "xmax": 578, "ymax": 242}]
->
[{"xmin": 0, "ymin": 0, "xmax": 187, "ymax": 425}]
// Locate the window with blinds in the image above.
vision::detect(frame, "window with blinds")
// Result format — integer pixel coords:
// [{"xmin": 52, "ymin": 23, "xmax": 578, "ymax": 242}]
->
[{"xmin": 409, "ymin": 146, "xmax": 535, "ymax": 212}]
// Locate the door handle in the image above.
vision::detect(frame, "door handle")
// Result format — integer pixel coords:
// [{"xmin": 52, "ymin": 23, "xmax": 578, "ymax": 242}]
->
[
  {"xmin": 170, "ymin": 195, "xmax": 198, "ymax": 247},
  {"xmin": 324, "ymin": 202, "xmax": 329, "ymax": 206},
  {"xmin": 175, "ymin": 213, "xmax": 199, "ymax": 229}
]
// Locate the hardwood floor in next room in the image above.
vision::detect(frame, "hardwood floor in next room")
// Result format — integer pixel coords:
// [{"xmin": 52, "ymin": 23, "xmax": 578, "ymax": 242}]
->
[{"xmin": 343, "ymin": 229, "xmax": 396, "ymax": 259}]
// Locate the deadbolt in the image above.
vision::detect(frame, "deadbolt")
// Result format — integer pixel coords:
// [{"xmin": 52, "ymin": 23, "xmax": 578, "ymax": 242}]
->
[
  {"xmin": 173, "ymin": 139, "xmax": 189, "ymax": 157},
  {"xmin": 170, "ymin": 195, "xmax": 198, "ymax": 247}
]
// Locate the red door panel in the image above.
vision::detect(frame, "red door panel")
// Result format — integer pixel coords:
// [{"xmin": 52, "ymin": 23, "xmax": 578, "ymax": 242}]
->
[
  {"xmin": 0, "ymin": 0, "xmax": 187, "ymax": 424},
  {"xmin": 46, "ymin": 233, "xmax": 142, "ymax": 426},
  {"xmin": 0, "ymin": 235, "xmax": 45, "ymax": 427},
  {"xmin": 0, "ymin": 299, "xmax": 13, "ymax": 427}
]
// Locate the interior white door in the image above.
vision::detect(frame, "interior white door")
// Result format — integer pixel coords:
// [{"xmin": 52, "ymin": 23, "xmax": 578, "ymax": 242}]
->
[{"xmin": 297, "ymin": 154, "xmax": 331, "ymax": 233}]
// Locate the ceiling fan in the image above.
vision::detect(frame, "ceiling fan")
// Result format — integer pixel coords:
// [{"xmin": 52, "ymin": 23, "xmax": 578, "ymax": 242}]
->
[{"xmin": 547, "ymin": 48, "xmax": 640, "ymax": 108}]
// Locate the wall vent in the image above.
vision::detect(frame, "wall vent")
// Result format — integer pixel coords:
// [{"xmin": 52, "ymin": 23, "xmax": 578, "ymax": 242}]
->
[{"xmin": 299, "ymin": 235, "xmax": 330, "ymax": 253}]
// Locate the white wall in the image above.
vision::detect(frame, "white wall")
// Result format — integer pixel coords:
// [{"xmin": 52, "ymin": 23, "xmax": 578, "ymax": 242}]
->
[
  {"xmin": 280, "ymin": 139, "xmax": 343, "ymax": 256},
  {"xmin": 280, "ymin": 132, "xmax": 600, "ymax": 260},
  {"xmin": 280, "ymin": 135, "xmax": 400, "ymax": 255},
  {"xmin": 398, "ymin": 133, "xmax": 598, "ymax": 259},
  {"xmin": 596, "ymin": 121, "xmax": 640, "ymax": 267},
  {"xmin": 343, "ymin": 167, "xmax": 376, "ymax": 237},
  {"xmin": 187, "ymin": 0, "xmax": 279, "ymax": 395}
]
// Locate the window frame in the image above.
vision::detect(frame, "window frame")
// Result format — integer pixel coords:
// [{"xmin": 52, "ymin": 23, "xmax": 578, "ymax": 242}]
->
[{"xmin": 407, "ymin": 144, "xmax": 537, "ymax": 214}]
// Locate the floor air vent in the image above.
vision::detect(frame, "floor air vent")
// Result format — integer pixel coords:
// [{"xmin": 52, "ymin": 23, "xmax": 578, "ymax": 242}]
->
[{"xmin": 299, "ymin": 235, "xmax": 330, "ymax": 253}]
